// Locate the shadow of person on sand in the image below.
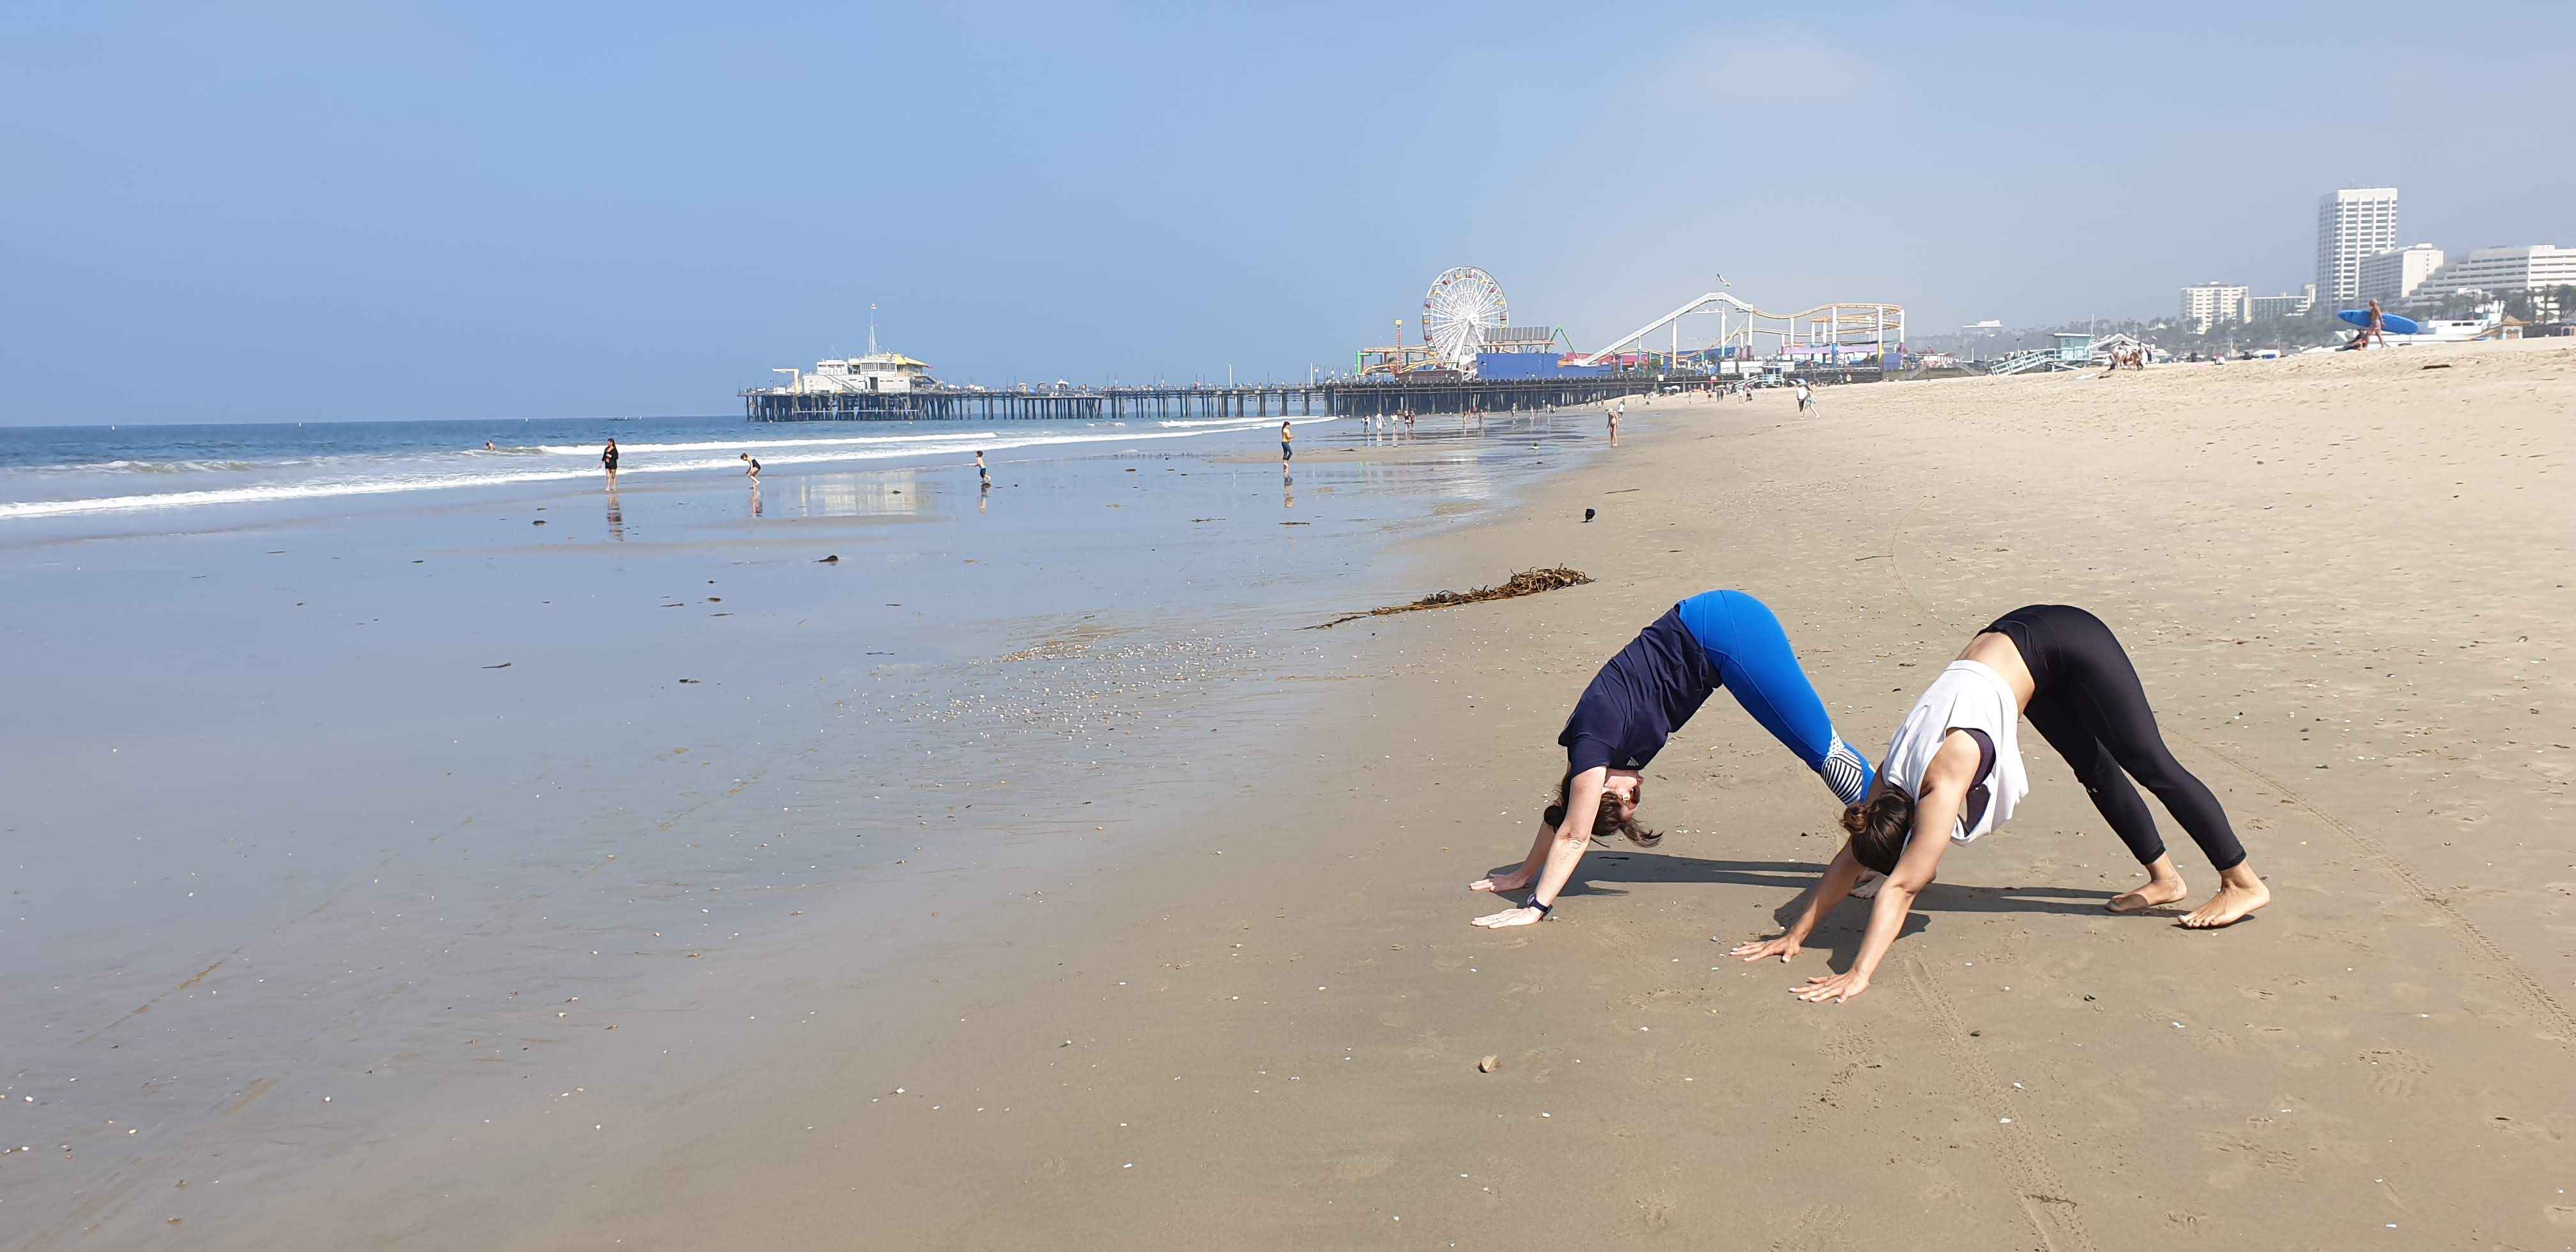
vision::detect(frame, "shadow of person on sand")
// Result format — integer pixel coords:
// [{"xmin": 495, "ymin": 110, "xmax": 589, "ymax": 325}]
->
[{"xmin": 1483, "ymin": 851, "xmax": 2126, "ymax": 967}]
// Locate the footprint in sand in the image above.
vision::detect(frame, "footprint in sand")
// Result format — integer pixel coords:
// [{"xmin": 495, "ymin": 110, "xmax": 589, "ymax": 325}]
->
[{"xmin": 2356, "ymin": 1046, "xmax": 2430, "ymax": 1098}]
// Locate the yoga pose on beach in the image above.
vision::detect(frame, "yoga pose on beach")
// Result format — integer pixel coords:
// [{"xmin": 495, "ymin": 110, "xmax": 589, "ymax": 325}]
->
[
  {"xmin": 1731, "ymin": 604, "xmax": 2270, "ymax": 1002},
  {"xmin": 1468, "ymin": 590, "xmax": 1878, "ymax": 929}
]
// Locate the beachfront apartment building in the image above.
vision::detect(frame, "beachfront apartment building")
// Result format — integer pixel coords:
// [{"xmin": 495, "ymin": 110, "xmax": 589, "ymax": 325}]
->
[
  {"xmin": 2317, "ymin": 188, "xmax": 2400, "ymax": 305},
  {"xmin": 2181, "ymin": 282, "xmax": 2251, "ymax": 331},
  {"xmin": 2416, "ymin": 245, "xmax": 2576, "ymax": 299},
  {"xmin": 2361, "ymin": 244, "xmax": 2446, "ymax": 303},
  {"xmin": 2249, "ymin": 284, "xmax": 2318, "ymax": 321}
]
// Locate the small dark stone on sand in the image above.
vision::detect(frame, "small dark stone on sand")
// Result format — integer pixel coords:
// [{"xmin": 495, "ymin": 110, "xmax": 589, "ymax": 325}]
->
[
  {"xmin": 532, "ymin": 519, "xmax": 546, "ymax": 526},
  {"xmin": 818, "ymin": 555, "xmax": 840, "ymax": 563},
  {"xmin": 1583, "ymin": 508, "xmax": 1595, "ymax": 523},
  {"xmin": 481, "ymin": 662, "xmax": 511, "ymax": 669},
  {"xmin": 678, "ymin": 678, "xmax": 700, "ymax": 684}
]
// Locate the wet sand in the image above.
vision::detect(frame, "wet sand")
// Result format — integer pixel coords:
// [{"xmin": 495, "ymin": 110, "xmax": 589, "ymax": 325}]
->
[{"xmin": 19, "ymin": 343, "xmax": 2576, "ymax": 1246}]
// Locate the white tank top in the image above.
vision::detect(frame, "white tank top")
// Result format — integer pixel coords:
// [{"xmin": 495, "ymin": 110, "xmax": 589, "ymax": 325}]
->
[{"xmin": 1878, "ymin": 660, "xmax": 2030, "ymax": 843}]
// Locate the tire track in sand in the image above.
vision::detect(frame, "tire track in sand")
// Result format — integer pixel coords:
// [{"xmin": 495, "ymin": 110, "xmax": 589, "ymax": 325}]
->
[
  {"xmin": 2176, "ymin": 735, "xmax": 2576, "ymax": 1050},
  {"xmin": 1901, "ymin": 954, "xmax": 2097, "ymax": 1252}
]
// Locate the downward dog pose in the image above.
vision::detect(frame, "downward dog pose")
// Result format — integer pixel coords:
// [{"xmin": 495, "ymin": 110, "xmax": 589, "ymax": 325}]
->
[
  {"xmin": 1469, "ymin": 590, "xmax": 1876, "ymax": 929},
  {"xmin": 1733, "ymin": 604, "xmax": 2269, "ymax": 1002}
]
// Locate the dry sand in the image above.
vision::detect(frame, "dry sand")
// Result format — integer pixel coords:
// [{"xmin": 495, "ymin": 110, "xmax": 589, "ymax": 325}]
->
[{"xmin": 305, "ymin": 341, "xmax": 2574, "ymax": 1248}]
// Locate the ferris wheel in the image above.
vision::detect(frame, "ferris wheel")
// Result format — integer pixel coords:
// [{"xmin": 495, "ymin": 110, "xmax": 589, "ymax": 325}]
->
[{"xmin": 1420, "ymin": 267, "xmax": 1509, "ymax": 368}]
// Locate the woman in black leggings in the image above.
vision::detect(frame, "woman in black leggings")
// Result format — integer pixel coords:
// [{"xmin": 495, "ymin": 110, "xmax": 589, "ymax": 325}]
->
[{"xmin": 1731, "ymin": 604, "xmax": 2269, "ymax": 1005}]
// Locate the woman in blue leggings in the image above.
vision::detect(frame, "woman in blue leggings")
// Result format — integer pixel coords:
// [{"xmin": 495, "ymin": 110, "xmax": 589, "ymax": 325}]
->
[{"xmin": 1470, "ymin": 590, "xmax": 1875, "ymax": 928}]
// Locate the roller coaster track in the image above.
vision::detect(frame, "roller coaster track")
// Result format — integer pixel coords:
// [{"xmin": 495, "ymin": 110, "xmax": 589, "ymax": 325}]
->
[{"xmin": 1573, "ymin": 292, "xmax": 1904, "ymax": 366}]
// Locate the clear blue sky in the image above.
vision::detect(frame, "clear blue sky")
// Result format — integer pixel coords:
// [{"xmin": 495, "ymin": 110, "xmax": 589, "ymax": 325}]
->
[{"xmin": 5, "ymin": 1, "xmax": 2569, "ymax": 424}]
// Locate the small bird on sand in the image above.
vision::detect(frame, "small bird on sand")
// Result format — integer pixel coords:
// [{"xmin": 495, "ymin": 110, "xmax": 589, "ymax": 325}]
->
[{"xmin": 1583, "ymin": 508, "xmax": 1596, "ymax": 523}]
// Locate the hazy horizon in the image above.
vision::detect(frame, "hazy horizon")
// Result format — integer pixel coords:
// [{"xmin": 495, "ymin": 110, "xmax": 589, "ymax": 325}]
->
[{"xmin": 6, "ymin": 1, "xmax": 2571, "ymax": 425}]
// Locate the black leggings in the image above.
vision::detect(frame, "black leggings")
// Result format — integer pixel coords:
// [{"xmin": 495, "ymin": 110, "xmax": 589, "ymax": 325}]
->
[{"xmin": 1985, "ymin": 605, "xmax": 2247, "ymax": 872}]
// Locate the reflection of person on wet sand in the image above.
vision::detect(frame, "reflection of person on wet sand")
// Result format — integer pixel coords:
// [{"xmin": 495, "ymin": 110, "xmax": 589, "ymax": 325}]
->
[
  {"xmin": 1732, "ymin": 604, "xmax": 2271, "ymax": 1004},
  {"xmin": 748, "ymin": 478, "xmax": 762, "ymax": 516},
  {"xmin": 605, "ymin": 487, "xmax": 624, "ymax": 540},
  {"xmin": 601, "ymin": 438, "xmax": 619, "ymax": 487}
]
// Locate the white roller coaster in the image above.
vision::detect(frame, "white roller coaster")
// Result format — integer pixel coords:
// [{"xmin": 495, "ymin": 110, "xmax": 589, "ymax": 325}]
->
[{"xmin": 1574, "ymin": 292, "xmax": 1904, "ymax": 366}]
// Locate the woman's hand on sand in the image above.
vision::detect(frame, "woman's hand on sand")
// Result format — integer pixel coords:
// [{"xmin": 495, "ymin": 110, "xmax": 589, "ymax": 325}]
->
[
  {"xmin": 1471, "ymin": 905, "xmax": 1545, "ymax": 928},
  {"xmin": 1469, "ymin": 871, "xmax": 1531, "ymax": 894},
  {"xmin": 1730, "ymin": 935, "xmax": 1802, "ymax": 963},
  {"xmin": 1791, "ymin": 971, "xmax": 1869, "ymax": 1004}
]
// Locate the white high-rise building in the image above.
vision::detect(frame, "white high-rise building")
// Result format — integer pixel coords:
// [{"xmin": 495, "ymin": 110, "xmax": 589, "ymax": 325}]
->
[
  {"xmin": 2416, "ymin": 245, "xmax": 2576, "ymax": 299},
  {"xmin": 2317, "ymin": 188, "xmax": 2400, "ymax": 305},
  {"xmin": 2181, "ymin": 282, "xmax": 2251, "ymax": 331},
  {"xmin": 2359, "ymin": 244, "xmax": 2446, "ymax": 303}
]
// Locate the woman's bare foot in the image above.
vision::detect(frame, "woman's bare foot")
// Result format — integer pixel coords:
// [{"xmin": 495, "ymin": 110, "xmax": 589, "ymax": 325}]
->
[
  {"xmin": 2180, "ymin": 871, "xmax": 2270, "ymax": 929},
  {"xmin": 1470, "ymin": 872, "xmax": 1531, "ymax": 894},
  {"xmin": 2109, "ymin": 874, "xmax": 2190, "ymax": 913}
]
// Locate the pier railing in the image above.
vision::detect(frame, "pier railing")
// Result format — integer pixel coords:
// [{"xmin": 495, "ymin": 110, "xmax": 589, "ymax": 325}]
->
[{"xmin": 740, "ymin": 368, "xmax": 1882, "ymax": 423}]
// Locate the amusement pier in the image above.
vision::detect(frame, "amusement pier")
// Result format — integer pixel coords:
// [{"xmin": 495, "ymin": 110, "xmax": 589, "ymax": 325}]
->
[{"xmin": 740, "ymin": 268, "xmax": 1905, "ymax": 422}]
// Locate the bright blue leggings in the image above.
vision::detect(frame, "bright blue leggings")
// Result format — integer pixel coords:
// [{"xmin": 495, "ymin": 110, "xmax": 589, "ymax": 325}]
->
[{"xmin": 1675, "ymin": 590, "xmax": 1875, "ymax": 805}]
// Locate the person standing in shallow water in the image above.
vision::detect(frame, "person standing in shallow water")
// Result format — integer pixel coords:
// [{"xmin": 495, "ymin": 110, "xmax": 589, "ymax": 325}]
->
[{"xmin": 601, "ymin": 438, "xmax": 619, "ymax": 487}]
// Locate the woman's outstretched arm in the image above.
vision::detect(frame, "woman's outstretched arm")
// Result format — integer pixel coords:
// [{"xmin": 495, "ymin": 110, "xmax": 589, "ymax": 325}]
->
[
  {"xmin": 1472, "ymin": 766, "xmax": 1606, "ymax": 928},
  {"xmin": 1730, "ymin": 841, "xmax": 1868, "ymax": 963},
  {"xmin": 1794, "ymin": 736, "xmax": 1972, "ymax": 1003}
]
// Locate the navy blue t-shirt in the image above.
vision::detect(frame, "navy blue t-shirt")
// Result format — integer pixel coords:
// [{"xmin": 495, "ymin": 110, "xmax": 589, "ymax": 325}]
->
[{"xmin": 1558, "ymin": 604, "xmax": 1718, "ymax": 774}]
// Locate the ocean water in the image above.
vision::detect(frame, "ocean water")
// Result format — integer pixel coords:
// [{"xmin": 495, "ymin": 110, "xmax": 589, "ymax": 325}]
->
[
  {"xmin": 0, "ymin": 404, "xmax": 1621, "ymax": 1242},
  {"xmin": 0, "ymin": 412, "xmax": 1341, "ymax": 524}
]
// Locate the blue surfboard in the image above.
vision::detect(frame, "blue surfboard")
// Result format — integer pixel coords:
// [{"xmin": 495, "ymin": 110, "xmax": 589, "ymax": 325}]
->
[{"xmin": 2338, "ymin": 309, "xmax": 2425, "ymax": 335}]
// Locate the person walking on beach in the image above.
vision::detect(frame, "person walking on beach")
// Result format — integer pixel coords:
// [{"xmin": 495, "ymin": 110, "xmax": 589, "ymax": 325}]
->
[
  {"xmin": 1794, "ymin": 379, "xmax": 1814, "ymax": 412},
  {"xmin": 739, "ymin": 452, "xmax": 760, "ymax": 479},
  {"xmin": 2366, "ymin": 298, "xmax": 2390, "ymax": 347},
  {"xmin": 1606, "ymin": 399, "xmax": 1621, "ymax": 446},
  {"xmin": 1468, "ymin": 590, "xmax": 1879, "ymax": 930},
  {"xmin": 974, "ymin": 449, "xmax": 989, "ymax": 488},
  {"xmin": 1279, "ymin": 420, "xmax": 1293, "ymax": 470},
  {"xmin": 1731, "ymin": 604, "xmax": 2271, "ymax": 1003},
  {"xmin": 601, "ymin": 438, "xmax": 619, "ymax": 486}
]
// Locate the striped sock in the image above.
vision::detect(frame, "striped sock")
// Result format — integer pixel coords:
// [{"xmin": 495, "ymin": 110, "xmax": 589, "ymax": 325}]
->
[{"xmin": 1821, "ymin": 737, "xmax": 1873, "ymax": 807}]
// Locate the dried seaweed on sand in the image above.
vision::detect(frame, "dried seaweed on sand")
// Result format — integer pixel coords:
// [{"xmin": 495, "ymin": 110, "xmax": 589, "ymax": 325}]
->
[{"xmin": 1308, "ymin": 567, "xmax": 1592, "ymax": 629}]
